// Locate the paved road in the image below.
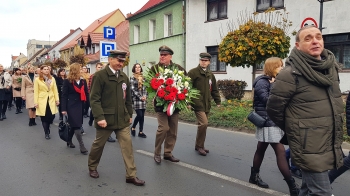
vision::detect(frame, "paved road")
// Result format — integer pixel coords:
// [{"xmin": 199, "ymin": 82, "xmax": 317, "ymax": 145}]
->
[{"xmin": 0, "ymin": 110, "xmax": 349, "ymax": 196}]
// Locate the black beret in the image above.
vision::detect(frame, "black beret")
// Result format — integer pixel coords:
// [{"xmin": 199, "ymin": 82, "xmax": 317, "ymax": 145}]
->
[
  {"xmin": 199, "ymin": 52, "xmax": 211, "ymax": 60},
  {"xmin": 108, "ymin": 50, "xmax": 127, "ymax": 60},
  {"xmin": 159, "ymin": 45, "xmax": 174, "ymax": 55}
]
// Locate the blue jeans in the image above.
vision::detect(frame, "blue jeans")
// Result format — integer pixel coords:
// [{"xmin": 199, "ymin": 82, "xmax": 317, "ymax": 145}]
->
[{"xmin": 285, "ymin": 148, "xmax": 299, "ymax": 171}]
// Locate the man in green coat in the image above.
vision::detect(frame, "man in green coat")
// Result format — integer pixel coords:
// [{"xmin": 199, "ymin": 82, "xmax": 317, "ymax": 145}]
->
[
  {"xmin": 88, "ymin": 50, "xmax": 145, "ymax": 186},
  {"xmin": 267, "ymin": 26, "xmax": 343, "ymax": 195},
  {"xmin": 188, "ymin": 53, "xmax": 221, "ymax": 156}
]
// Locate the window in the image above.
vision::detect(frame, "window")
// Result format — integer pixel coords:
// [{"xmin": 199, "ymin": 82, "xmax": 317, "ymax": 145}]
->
[
  {"xmin": 149, "ymin": 20, "xmax": 156, "ymax": 41},
  {"xmin": 207, "ymin": 0, "xmax": 227, "ymax": 21},
  {"xmin": 44, "ymin": 45, "xmax": 51, "ymax": 48},
  {"xmin": 164, "ymin": 14, "xmax": 173, "ymax": 37},
  {"xmin": 257, "ymin": 0, "xmax": 284, "ymax": 11},
  {"xmin": 134, "ymin": 25, "xmax": 140, "ymax": 44},
  {"xmin": 36, "ymin": 45, "xmax": 42, "ymax": 48},
  {"xmin": 207, "ymin": 46, "xmax": 226, "ymax": 72},
  {"xmin": 324, "ymin": 33, "xmax": 350, "ymax": 69}
]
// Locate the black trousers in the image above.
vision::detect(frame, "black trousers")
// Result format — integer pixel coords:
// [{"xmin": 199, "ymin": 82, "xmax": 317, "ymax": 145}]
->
[
  {"xmin": 0, "ymin": 100, "xmax": 8, "ymax": 114},
  {"xmin": 132, "ymin": 109, "xmax": 145, "ymax": 132},
  {"xmin": 15, "ymin": 97, "xmax": 22, "ymax": 109}
]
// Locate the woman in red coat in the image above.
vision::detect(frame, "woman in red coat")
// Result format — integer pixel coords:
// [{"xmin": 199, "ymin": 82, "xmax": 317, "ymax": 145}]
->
[{"xmin": 61, "ymin": 63, "xmax": 88, "ymax": 155}]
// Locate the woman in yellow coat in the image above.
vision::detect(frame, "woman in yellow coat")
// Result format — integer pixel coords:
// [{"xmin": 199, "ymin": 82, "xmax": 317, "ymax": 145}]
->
[
  {"xmin": 34, "ymin": 65, "xmax": 59, "ymax": 139},
  {"xmin": 21, "ymin": 66, "xmax": 37, "ymax": 126}
]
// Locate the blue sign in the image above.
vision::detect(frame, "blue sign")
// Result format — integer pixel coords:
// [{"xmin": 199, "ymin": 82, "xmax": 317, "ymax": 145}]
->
[
  {"xmin": 100, "ymin": 41, "xmax": 116, "ymax": 62},
  {"xmin": 103, "ymin": 26, "xmax": 116, "ymax": 39}
]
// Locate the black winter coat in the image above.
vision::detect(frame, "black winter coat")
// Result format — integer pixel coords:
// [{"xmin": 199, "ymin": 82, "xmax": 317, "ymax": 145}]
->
[
  {"xmin": 252, "ymin": 75, "xmax": 275, "ymax": 127},
  {"xmin": 61, "ymin": 79, "xmax": 88, "ymax": 128},
  {"xmin": 347, "ymin": 92, "xmax": 350, "ymax": 136}
]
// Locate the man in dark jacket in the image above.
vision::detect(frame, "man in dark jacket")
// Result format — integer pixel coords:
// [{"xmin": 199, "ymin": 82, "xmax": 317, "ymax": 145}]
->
[
  {"xmin": 151, "ymin": 45, "xmax": 186, "ymax": 164},
  {"xmin": 188, "ymin": 53, "xmax": 221, "ymax": 156},
  {"xmin": 88, "ymin": 50, "xmax": 145, "ymax": 186},
  {"xmin": 266, "ymin": 26, "xmax": 344, "ymax": 195}
]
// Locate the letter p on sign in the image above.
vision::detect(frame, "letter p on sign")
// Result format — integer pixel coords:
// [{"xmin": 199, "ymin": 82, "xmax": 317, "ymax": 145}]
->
[{"xmin": 103, "ymin": 27, "xmax": 116, "ymax": 40}]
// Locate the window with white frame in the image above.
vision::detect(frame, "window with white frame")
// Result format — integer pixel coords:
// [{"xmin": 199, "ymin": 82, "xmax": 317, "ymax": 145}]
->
[
  {"xmin": 207, "ymin": 0, "xmax": 227, "ymax": 21},
  {"xmin": 149, "ymin": 19, "xmax": 156, "ymax": 41},
  {"xmin": 134, "ymin": 25, "xmax": 140, "ymax": 44},
  {"xmin": 164, "ymin": 14, "xmax": 173, "ymax": 37},
  {"xmin": 207, "ymin": 46, "xmax": 226, "ymax": 72},
  {"xmin": 324, "ymin": 33, "xmax": 350, "ymax": 69},
  {"xmin": 257, "ymin": 0, "xmax": 284, "ymax": 12}
]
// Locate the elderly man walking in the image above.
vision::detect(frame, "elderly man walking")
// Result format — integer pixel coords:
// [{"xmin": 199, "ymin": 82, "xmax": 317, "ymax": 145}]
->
[{"xmin": 267, "ymin": 26, "xmax": 344, "ymax": 195}]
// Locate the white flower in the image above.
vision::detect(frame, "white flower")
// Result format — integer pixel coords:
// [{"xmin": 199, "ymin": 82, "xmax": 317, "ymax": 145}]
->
[
  {"xmin": 178, "ymin": 70, "xmax": 184, "ymax": 75},
  {"xmin": 164, "ymin": 69, "xmax": 169, "ymax": 74},
  {"xmin": 184, "ymin": 81, "xmax": 189, "ymax": 88},
  {"xmin": 177, "ymin": 76, "xmax": 182, "ymax": 80},
  {"xmin": 169, "ymin": 70, "xmax": 173, "ymax": 74}
]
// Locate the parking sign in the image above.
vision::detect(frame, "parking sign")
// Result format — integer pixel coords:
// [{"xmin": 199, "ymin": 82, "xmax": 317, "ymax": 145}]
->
[
  {"xmin": 100, "ymin": 41, "xmax": 116, "ymax": 62},
  {"xmin": 103, "ymin": 26, "xmax": 116, "ymax": 40}
]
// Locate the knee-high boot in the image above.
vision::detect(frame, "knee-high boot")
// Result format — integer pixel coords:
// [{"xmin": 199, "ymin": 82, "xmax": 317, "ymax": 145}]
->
[
  {"xmin": 32, "ymin": 118, "xmax": 37, "ymax": 125},
  {"xmin": 75, "ymin": 129, "xmax": 88, "ymax": 155},
  {"xmin": 284, "ymin": 177, "xmax": 299, "ymax": 196},
  {"xmin": 42, "ymin": 122, "xmax": 50, "ymax": 139},
  {"xmin": 249, "ymin": 167, "xmax": 269, "ymax": 188}
]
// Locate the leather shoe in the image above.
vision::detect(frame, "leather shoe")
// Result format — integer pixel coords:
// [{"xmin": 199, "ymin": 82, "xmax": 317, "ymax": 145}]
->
[
  {"xmin": 88, "ymin": 120, "xmax": 93, "ymax": 126},
  {"xmin": 154, "ymin": 154, "xmax": 161, "ymax": 164},
  {"xmin": 196, "ymin": 147, "xmax": 207, "ymax": 156},
  {"xmin": 126, "ymin": 177, "xmax": 145, "ymax": 186},
  {"xmin": 107, "ymin": 136, "xmax": 116, "ymax": 142},
  {"xmin": 89, "ymin": 170, "xmax": 99, "ymax": 178},
  {"xmin": 164, "ymin": 155, "xmax": 180, "ymax": 162},
  {"xmin": 195, "ymin": 147, "xmax": 209, "ymax": 153}
]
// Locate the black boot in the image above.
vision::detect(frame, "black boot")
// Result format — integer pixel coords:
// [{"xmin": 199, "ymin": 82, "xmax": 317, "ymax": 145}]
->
[
  {"xmin": 42, "ymin": 122, "xmax": 50, "ymax": 139},
  {"xmin": 15, "ymin": 108, "xmax": 19, "ymax": 114},
  {"xmin": 0, "ymin": 113, "xmax": 3, "ymax": 121},
  {"xmin": 32, "ymin": 118, "xmax": 37, "ymax": 125},
  {"xmin": 249, "ymin": 167, "xmax": 269, "ymax": 188},
  {"xmin": 75, "ymin": 129, "xmax": 88, "ymax": 155},
  {"xmin": 284, "ymin": 177, "xmax": 299, "ymax": 196},
  {"xmin": 29, "ymin": 118, "xmax": 33, "ymax": 126},
  {"xmin": 2, "ymin": 113, "xmax": 6, "ymax": 119}
]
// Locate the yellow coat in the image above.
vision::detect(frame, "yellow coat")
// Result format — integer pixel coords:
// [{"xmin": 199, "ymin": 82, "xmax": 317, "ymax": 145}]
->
[{"xmin": 34, "ymin": 77, "xmax": 59, "ymax": 116}]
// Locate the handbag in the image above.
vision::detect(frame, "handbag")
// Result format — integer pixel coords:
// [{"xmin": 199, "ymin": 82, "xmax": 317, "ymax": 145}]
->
[
  {"xmin": 247, "ymin": 110, "xmax": 267, "ymax": 127},
  {"xmin": 58, "ymin": 115, "xmax": 70, "ymax": 142}
]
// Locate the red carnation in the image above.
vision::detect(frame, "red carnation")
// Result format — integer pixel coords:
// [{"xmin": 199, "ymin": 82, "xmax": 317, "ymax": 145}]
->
[
  {"xmin": 168, "ymin": 92, "xmax": 177, "ymax": 100},
  {"xmin": 165, "ymin": 85, "xmax": 172, "ymax": 92},
  {"xmin": 171, "ymin": 87, "xmax": 178, "ymax": 94},
  {"xmin": 183, "ymin": 89, "xmax": 188, "ymax": 94},
  {"xmin": 166, "ymin": 78, "xmax": 174, "ymax": 85},
  {"xmin": 178, "ymin": 93, "xmax": 186, "ymax": 100},
  {"xmin": 151, "ymin": 80, "xmax": 161, "ymax": 90},
  {"xmin": 155, "ymin": 73, "xmax": 160, "ymax": 77},
  {"xmin": 157, "ymin": 89, "xmax": 166, "ymax": 98},
  {"xmin": 158, "ymin": 79, "xmax": 164, "ymax": 84}
]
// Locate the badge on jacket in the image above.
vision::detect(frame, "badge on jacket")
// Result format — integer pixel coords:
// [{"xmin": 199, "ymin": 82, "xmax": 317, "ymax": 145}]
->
[
  {"xmin": 209, "ymin": 79, "xmax": 212, "ymax": 91},
  {"xmin": 122, "ymin": 83, "xmax": 127, "ymax": 99}
]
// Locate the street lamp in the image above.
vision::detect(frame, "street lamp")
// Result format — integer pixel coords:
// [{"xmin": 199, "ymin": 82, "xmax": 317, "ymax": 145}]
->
[{"xmin": 318, "ymin": 0, "xmax": 333, "ymax": 32}]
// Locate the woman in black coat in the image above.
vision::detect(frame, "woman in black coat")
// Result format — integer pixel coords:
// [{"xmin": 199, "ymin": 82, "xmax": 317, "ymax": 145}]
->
[
  {"xmin": 56, "ymin": 68, "xmax": 66, "ymax": 120},
  {"xmin": 249, "ymin": 57, "xmax": 298, "ymax": 195},
  {"xmin": 61, "ymin": 63, "xmax": 88, "ymax": 155}
]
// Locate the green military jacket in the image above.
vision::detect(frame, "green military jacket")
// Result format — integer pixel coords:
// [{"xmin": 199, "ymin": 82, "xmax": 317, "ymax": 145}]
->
[
  {"xmin": 188, "ymin": 65, "xmax": 221, "ymax": 112},
  {"xmin": 90, "ymin": 66, "xmax": 133, "ymax": 130}
]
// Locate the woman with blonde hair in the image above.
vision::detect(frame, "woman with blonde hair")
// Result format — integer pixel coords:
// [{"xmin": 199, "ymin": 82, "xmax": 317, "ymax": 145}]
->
[
  {"xmin": 61, "ymin": 63, "xmax": 88, "ymax": 154},
  {"xmin": 34, "ymin": 65, "xmax": 59, "ymax": 139},
  {"xmin": 21, "ymin": 66, "xmax": 37, "ymax": 126},
  {"xmin": 249, "ymin": 57, "xmax": 299, "ymax": 195},
  {"xmin": 12, "ymin": 68, "xmax": 23, "ymax": 114}
]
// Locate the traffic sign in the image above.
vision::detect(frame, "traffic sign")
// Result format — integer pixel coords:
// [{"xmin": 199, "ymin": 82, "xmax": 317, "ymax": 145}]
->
[
  {"xmin": 100, "ymin": 41, "xmax": 116, "ymax": 62},
  {"xmin": 103, "ymin": 26, "xmax": 116, "ymax": 40}
]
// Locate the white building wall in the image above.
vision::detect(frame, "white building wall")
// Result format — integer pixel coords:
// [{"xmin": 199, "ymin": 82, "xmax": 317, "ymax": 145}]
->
[
  {"xmin": 48, "ymin": 29, "xmax": 82, "ymax": 60},
  {"xmin": 186, "ymin": 0, "xmax": 350, "ymax": 92}
]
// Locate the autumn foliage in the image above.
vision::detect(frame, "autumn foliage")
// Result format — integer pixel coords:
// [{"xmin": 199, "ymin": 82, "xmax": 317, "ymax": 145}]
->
[{"xmin": 219, "ymin": 8, "xmax": 295, "ymax": 68}]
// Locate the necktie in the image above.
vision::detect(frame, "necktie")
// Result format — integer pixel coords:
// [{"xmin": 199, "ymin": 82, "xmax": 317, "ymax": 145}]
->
[{"xmin": 115, "ymin": 71, "xmax": 119, "ymax": 78}]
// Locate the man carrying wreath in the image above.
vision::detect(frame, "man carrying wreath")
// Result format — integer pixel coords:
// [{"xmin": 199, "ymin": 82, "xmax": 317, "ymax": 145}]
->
[
  {"xmin": 151, "ymin": 45, "xmax": 186, "ymax": 164},
  {"xmin": 188, "ymin": 53, "xmax": 221, "ymax": 156}
]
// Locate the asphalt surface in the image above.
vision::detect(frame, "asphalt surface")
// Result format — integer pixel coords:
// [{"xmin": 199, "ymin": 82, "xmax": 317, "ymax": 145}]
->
[{"xmin": 0, "ymin": 110, "xmax": 349, "ymax": 196}]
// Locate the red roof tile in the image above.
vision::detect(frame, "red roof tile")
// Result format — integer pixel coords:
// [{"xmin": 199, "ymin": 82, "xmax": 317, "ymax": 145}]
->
[
  {"xmin": 115, "ymin": 20, "xmax": 129, "ymax": 52},
  {"xmin": 129, "ymin": 0, "xmax": 164, "ymax": 18},
  {"xmin": 60, "ymin": 9, "xmax": 120, "ymax": 51},
  {"xmin": 85, "ymin": 52, "xmax": 100, "ymax": 63},
  {"xmin": 89, "ymin": 33, "xmax": 104, "ymax": 44}
]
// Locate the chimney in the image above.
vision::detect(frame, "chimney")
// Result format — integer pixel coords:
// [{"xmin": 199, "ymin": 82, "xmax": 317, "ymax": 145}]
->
[
  {"xmin": 126, "ymin": 12, "xmax": 133, "ymax": 18},
  {"xmin": 70, "ymin": 29, "xmax": 75, "ymax": 33}
]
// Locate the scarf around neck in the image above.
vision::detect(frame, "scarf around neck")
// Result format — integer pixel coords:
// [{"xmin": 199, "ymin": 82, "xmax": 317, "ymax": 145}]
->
[
  {"xmin": 288, "ymin": 47, "xmax": 337, "ymax": 87},
  {"xmin": 72, "ymin": 80, "xmax": 86, "ymax": 101},
  {"xmin": 133, "ymin": 73, "xmax": 144, "ymax": 89}
]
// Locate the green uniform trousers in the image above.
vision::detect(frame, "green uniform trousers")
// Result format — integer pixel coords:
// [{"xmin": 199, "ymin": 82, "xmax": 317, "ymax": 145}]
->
[
  {"xmin": 154, "ymin": 112, "xmax": 179, "ymax": 157},
  {"xmin": 195, "ymin": 111, "xmax": 209, "ymax": 148},
  {"xmin": 88, "ymin": 126, "xmax": 137, "ymax": 179}
]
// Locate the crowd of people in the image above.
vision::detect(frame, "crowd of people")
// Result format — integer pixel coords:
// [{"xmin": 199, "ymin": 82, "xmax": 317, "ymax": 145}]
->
[{"xmin": 0, "ymin": 26, "xmax": 350, "ymax": 195}]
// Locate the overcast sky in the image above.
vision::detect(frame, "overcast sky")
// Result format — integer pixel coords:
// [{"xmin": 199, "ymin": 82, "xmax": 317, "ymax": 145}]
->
[{"xmin": 0, "ymin": 0, "xmax": 149, "ymax": 68}]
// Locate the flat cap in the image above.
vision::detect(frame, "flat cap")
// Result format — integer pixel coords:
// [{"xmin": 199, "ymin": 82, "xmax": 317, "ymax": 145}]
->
[
  {"xmin": 108, "ymin": 50, "xmax": 127, "ymax": 60},
  {"xmin": 199, "ymin": 52, "xmax": 211, "ymax": 60},
  {"xmin": 159, "ymin": 45, "xmax": 174, "ymax": 55}
]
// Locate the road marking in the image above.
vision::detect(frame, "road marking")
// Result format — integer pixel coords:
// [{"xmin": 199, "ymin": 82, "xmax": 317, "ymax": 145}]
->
[{"xmin": 136, "ymin": 150, "xmax": 288, "ymax": 196}]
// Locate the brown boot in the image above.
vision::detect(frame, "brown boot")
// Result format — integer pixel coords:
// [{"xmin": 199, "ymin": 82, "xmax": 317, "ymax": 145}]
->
[{"xmin": 75, "ymin": 129, "xmax": 88, "ymax": 155}]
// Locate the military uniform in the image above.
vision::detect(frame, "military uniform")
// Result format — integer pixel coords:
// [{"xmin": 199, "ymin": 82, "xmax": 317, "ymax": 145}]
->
[
  {"xmin": 152, "ymin": 46, "xmax": 186, "ymax": 163},
  {"xmin": 188, "ymin": 53, "xmax": 221, "ymax": 155},
  {"xmin": 88, "ymin": 51, "xmax": 140, "ymax": 182}
]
